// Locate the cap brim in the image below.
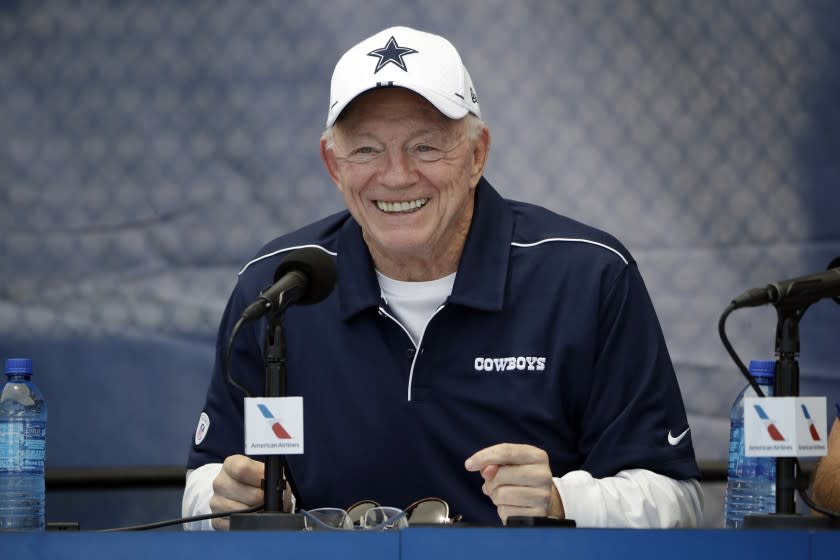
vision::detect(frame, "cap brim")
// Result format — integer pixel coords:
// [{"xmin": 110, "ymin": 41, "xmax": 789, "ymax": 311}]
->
[{"xmin": 326, "ymin": 82, "xmax": 471, "ymax": 128}]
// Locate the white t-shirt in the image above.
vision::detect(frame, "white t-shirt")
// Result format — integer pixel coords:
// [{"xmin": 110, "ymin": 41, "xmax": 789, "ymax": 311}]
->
[{"xmin": 375, "ymin": 270, "xmax": 455, "ymax": 345}]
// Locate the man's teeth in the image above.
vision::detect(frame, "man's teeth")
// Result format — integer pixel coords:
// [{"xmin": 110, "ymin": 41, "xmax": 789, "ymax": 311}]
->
[{"xmin": 376, "ymin": 198, "xmax": 429, "ymax": 213}]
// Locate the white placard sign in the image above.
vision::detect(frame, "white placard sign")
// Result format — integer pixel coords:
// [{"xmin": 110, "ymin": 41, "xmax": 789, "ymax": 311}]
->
[
  {"xmin": 243, "ymin": 397, "xmax": 304, "ymax": 455},
  {"xmin": 743, "ymin": 396, "xmax": 827, "ymax": 457}
]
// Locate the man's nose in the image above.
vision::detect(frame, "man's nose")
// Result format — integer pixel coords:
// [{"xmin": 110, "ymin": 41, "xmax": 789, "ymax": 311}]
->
[{"xmin": 379, "ymin": 149, "xmax": 418, "ymax": 187}]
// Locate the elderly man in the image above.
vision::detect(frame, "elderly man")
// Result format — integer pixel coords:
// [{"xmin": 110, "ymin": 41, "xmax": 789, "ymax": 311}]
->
[{"xmin": 183, "ymin": 26, "xmax": 703, "ymax": 529}]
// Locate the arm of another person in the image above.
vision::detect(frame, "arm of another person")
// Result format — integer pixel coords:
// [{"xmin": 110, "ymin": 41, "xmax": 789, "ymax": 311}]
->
[
  {"xmin": 466, "ymin": 443, "xmax": 703, "ymax": 527},
  {"xmin": 812, "ymin": 416, "xmax": 840, "ymax": 512}
]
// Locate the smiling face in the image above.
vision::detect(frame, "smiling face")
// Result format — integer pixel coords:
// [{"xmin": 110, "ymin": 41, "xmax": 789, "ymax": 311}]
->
[{"xmin": 321, "ymin": 88, "xmax": 489, "ymax": 281}]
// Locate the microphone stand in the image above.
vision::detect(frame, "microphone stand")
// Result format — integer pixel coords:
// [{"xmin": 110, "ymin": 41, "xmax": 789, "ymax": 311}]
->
[
  {"xmin": 230, "ymin": 308, "xmax": 305, "ymax": 531},
  {"xmin": 743, "ymin": 302, "xmax": 833, "ymax": 529}
]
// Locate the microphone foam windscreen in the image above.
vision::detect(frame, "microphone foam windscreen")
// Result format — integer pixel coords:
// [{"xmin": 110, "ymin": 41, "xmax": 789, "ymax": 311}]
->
[{"xmin": 274, "ymin": 247, "xmax": 337, "ymax": 305}]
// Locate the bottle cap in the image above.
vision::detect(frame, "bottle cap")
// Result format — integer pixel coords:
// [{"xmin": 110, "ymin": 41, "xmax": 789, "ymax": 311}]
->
[
  {"xmin": 748, "ymin": 359, "xmax": 775, "ymax": 380},
  {"xmin": 4, "ymin": 358, "xmax": 33, "ymax": 375}
]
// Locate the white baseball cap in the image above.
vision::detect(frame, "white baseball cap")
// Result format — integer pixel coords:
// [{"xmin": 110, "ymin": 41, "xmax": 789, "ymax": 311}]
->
[{"xmin": 326, "ymin": 26, "xmax": 481, "ymax": 128}]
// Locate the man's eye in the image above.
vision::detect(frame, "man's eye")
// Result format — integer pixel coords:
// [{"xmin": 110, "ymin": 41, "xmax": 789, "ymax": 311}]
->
[
  {"xmin": 353, "ymin": 147, "xmax": 375, "ymax": 154},
  {"xmin": 413, "ymin": 144, "xmax": 445, "ymax": 161}
]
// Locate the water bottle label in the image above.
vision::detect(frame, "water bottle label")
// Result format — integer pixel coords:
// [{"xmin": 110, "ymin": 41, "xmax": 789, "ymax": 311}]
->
[{"xmin": 0, "ymin": 421, "xmax": 46, "ymax": 473}]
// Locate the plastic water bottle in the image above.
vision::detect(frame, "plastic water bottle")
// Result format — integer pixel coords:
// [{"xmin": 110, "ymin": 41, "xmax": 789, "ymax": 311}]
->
[
  {"xmin": 724, "ymin": 359, "xmax": 776, "ymax": 528},
  {"xmin": 0, "ymin": 358, "xmax": 47, "ymax": 531}
]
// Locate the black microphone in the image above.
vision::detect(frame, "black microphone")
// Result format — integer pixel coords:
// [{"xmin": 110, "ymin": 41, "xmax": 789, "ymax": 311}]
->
[
  {"xmin": 240, "ymin": 247, "xmax": 337, "ymax": 321},
  {"xmin": 732, "ymin": 257, "xmax": 840, "ymax": 309}
]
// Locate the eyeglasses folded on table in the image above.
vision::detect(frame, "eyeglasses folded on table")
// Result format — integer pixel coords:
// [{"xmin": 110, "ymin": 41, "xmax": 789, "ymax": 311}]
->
[{"xmin": 301, "ymin": 497, "xmax": 461, "ymax": 531}]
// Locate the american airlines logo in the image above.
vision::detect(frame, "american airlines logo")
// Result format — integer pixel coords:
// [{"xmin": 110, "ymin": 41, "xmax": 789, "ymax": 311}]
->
[{"xmin": 474, "ymin": 356, "xmax": 546, "ymax": 372}]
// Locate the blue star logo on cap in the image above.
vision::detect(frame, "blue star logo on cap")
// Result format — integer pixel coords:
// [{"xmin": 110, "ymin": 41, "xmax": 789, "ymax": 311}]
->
[{"xmin": 367, "ymin": 36, "xmax": 419, "ymax": 74}]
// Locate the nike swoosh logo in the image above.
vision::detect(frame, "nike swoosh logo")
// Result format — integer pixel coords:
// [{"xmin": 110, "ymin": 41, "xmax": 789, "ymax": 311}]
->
[{"xmin": 667, "ymin": 428, "xmax": 690, "ymax": 446}]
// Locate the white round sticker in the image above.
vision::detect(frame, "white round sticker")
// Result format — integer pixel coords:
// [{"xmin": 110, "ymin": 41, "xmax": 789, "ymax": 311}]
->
[{"xmin": 194, "ymin": 412, "xmax": 210, "ymax": 446}]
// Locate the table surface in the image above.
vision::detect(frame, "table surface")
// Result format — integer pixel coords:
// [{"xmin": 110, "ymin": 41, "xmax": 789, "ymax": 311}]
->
[{"xmin": 2, "ymin": 528, "xmax": 839, "ymax": 560}]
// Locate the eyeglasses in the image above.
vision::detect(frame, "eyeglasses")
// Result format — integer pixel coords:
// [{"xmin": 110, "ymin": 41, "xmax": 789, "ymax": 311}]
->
[{"xmin": 301, "ymin": 497, "xmax": 460, "ymax": 531}]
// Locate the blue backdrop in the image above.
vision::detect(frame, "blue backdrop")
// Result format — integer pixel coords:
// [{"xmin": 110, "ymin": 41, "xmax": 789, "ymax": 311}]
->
[{"xmin": 1, "ymin": 0, "xmax": 838, "ymax": 528}]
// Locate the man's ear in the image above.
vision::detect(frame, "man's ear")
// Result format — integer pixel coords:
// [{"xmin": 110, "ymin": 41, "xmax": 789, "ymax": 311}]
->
[
  {"xmin": 320, "ymin": 134, "xmax": 343, "ymax": 192},
  {"xmin": 470, "ymin": 125, "xmax": 491, "ymax": 186}
]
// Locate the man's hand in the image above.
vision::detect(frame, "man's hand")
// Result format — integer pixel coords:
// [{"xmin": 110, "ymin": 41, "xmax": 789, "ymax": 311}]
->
[
  {"xmin": 210, "ymin": 455, "xmax": 265, "ymax": 530},
  {"xmin": 465, "ymin": 443, "xmax": 565, "ymax": 524}
]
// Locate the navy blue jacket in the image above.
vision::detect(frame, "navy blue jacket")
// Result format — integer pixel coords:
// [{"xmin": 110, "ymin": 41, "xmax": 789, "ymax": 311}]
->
[{"xmin": 188, "ymin": 177, "xmax": 700, "ymax": 524}]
